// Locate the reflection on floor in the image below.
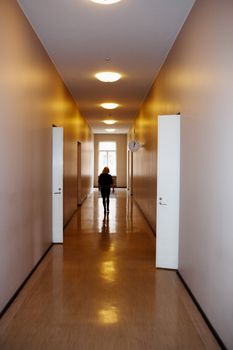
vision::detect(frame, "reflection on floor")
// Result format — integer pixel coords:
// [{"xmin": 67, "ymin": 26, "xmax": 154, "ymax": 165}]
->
[{"xmin": 0, "ymin": 189, "xmax": 220, "ymax": 349}]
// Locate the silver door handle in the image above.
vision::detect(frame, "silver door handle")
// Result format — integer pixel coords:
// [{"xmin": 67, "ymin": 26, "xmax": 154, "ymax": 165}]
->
[
  {"xmin": 159, "ymin": 201, "xmax": 167, "ymax": 206},
  {"xmin": 54, "ymin": 192, "xmax": 61, "ymax": 194}
]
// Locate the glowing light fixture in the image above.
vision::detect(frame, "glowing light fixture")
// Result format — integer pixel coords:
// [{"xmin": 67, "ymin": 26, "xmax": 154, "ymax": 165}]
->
[
  {"xmin": 103, "ymin": 120, "xmax": 117, "ymax": 125},
  {"xmin": 95, "ymin": 72, "xmax": 121, "ymax": 83},
  {"xmin": 101, "ymin": 103, "xmax": 119, "ymax": 110},
  {"xmin": 91, "ymin": 0, "xmax": 121, "ymax": 5},
  {"xmin": 105, "ymin": 129, "xmax": 116, "ymax": 132}
]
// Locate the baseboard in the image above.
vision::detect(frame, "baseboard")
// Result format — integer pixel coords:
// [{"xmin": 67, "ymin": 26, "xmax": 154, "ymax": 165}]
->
[
  {"xmin": 177, "ymin": 271, "xmax": 227, "ymax": 350},
  {"xmin": 78, "ymin": 193, "xmax": 88, "ymax": 206},
  {"xmin": 0, "ymin": 243, "xmax": 53, "ymax": 318}
]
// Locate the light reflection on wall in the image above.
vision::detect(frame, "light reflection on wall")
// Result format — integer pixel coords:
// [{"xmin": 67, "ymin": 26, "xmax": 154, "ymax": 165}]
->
[
  {"xmin": 98, "ymin": 306, "xmax": 119, "ymax": 325},
  {"xmin": 49, "ymin": 100, "xmax": 73, "ymax": 113}
]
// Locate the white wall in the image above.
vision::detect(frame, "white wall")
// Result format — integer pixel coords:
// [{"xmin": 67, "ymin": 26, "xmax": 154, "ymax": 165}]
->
[
  {"xmin": 94, "ymin": 134, "xmax": 127, "ymax": 187},
  {"xmin": 178, "ymin": 2, "xmax": 233, "ymax": 348},
  {"xmin": 130, "ymin": 0, "xmax": 233, "ymax": 348}
]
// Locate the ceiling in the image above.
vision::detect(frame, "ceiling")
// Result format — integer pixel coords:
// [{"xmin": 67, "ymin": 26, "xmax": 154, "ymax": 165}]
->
[{"xmin": 18, "ymin": 0, "xmax": 195, "ymax": 134}]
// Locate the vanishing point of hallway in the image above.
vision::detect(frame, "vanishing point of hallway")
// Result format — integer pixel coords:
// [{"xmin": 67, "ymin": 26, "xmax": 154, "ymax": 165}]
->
[{"xmin": 0, "ymin": 190, "xmax": 220, "ymax": 350}]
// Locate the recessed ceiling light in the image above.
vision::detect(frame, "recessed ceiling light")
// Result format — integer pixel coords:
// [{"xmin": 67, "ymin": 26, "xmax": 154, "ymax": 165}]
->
[
  {"xmin": 103, "ymin": 120, "xmax": 117, "ymax": 125},
  {"xmin": 95, "ymin": 72, "xmax": 121, "ymax": 83},
  {"xmin": 101, "ymin": 103, "xmax": 119, "ymax": 110},
  {"xmin": 105, "ymin": 128, "xmax": 116, "ymax": 132},
  {"xmin": 91, "ymin": 0, "xmax": 121, "ymax": 4}
]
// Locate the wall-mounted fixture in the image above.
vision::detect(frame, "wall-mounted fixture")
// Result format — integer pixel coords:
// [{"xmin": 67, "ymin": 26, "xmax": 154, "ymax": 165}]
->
[{"xmin": 128, "ymin": 140, "xmax": 141, "ymax": 152}]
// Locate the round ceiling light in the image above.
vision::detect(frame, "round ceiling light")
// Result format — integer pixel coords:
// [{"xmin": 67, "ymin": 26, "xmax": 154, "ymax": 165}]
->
[
  {"xmin": 103, "ymin": 120, "xmax": 117, "ymax": 125},
  {"xmin": 91, "ymin": 0, "xmax": 121, "ymax": 4},
  {"xmin": 95, "ymin": 72, "xmax": 121, "ymax": 83},
  {"xmin": 101, "ymin": 103, "xmax": 119, "ymax": 110}
]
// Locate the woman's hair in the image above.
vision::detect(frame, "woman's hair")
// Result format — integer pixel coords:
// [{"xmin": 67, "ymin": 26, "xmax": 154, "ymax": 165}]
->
[{"xmin": 102, "ymin": 166, "xmax": 110, "ymax": 174}]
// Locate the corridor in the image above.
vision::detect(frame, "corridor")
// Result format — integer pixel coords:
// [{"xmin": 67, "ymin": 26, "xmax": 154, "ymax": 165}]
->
[{"xmin": 0, "ymin": 190, "xmax": 219, "ymax": 350}]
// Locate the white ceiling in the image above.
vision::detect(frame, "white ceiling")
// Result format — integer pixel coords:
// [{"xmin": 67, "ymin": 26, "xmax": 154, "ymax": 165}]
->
[{"xmin": 18, "ymin": 0, "xmax": 195, "ymax": 134}]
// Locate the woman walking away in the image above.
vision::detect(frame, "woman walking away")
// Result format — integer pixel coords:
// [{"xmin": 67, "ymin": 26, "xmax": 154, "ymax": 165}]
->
[{"xmin": 98, "ymin": 167, "xmax": 113, "ymax": 214}]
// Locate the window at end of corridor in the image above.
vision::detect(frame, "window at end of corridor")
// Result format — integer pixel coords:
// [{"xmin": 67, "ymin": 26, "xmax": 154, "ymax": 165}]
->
[{"xmin": 98, "ymin": 142, "xmax": 117, "ymax": 176}]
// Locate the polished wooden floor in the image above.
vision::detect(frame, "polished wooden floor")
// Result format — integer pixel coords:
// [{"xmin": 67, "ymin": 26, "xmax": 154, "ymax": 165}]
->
[{"xmin": 0, "ymin": 190, "xmax": 220, "ymax": 350}]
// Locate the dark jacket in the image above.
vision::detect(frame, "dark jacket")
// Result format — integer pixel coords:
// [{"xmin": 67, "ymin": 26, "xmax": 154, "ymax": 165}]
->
[{"xmin": 98, "ymin": 173, "xmax": 113, "ymax": 188}]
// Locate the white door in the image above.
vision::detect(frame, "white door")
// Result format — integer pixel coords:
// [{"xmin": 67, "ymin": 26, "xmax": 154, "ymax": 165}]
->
[
  {"xmin": 156, "ymin": 115, "xmax": 180, "ymax": 269},
  {"xmin": 52, "ymin": 127, "xmax": 63, "ymax": 243}
]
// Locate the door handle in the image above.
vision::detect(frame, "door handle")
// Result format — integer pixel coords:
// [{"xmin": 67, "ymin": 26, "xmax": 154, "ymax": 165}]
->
[
  {"xmin": 54, "ymin": 187, "xmax": 62, "ymax": 194},
  {"xmin": 159, "ymin": 197, "xmax": 167, "ymax": 206}
]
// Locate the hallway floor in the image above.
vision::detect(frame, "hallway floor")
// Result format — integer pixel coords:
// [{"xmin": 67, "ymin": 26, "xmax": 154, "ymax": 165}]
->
[{"xmin": 0, "ymin": 190, "xmax": 220, "ymax": 350}]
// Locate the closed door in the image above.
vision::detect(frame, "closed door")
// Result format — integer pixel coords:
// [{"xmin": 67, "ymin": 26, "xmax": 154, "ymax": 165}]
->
[
  {"xmin": 156, "ymin": 115, "xmax": 180, "ymax": 269},
  {"xmin": 52, "ymin": 127, "xmax": 63, "ymax": 243}
]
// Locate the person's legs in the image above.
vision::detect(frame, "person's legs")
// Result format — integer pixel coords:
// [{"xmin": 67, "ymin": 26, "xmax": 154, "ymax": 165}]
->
[
  {"xmin": 106, "ymin": 196, "xmax": 109, "ymax": 212},
  {"xmin": 101, "ymin": 189, "xmax": 107, "ymax": 213},
  {"xmin": 106, "ymin": 188, "xmax": 110, "ymax": 212},
  {"xmin": 102, "ymin": 197, "xmax": 106, "ymax": 210}
]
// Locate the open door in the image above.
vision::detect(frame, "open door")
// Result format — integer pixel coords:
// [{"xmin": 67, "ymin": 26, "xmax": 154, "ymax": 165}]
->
[
  {"xmin": 77, "ymin": 141, "xmax": 82, "ymax": 205},
  {"xmin": 52, "ymin": 127, "xmax": 63, "ymax": 243},
  {"xmin": 156, "ymin": 115, "xmax": 180, "ymax": 269},
  {"xmin": 127, "ymin": 150, "xmax": 133, "ymax": 195}
]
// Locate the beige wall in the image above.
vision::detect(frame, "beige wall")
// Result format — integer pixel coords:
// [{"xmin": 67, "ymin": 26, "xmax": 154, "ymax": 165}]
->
[
  {"xmin": 130, "ymin": 0, "xmax": 233, "ymax": 348},
  {"xmin": 0, "ymin": 0, "xmax": 93, "ymax": 313},
  {"xmin": 94, "ymin": 134, "xmax": 127, "ymax": 187}
]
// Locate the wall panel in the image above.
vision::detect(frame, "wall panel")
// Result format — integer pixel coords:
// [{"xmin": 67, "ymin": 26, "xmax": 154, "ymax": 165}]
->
[
  {"xmin": 130, "ymin": 1, "xmax": 233, "ymax": 348},
  {"xmin": 0, "ymin": 0, "xmax": 93, "ymax": 312}
]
